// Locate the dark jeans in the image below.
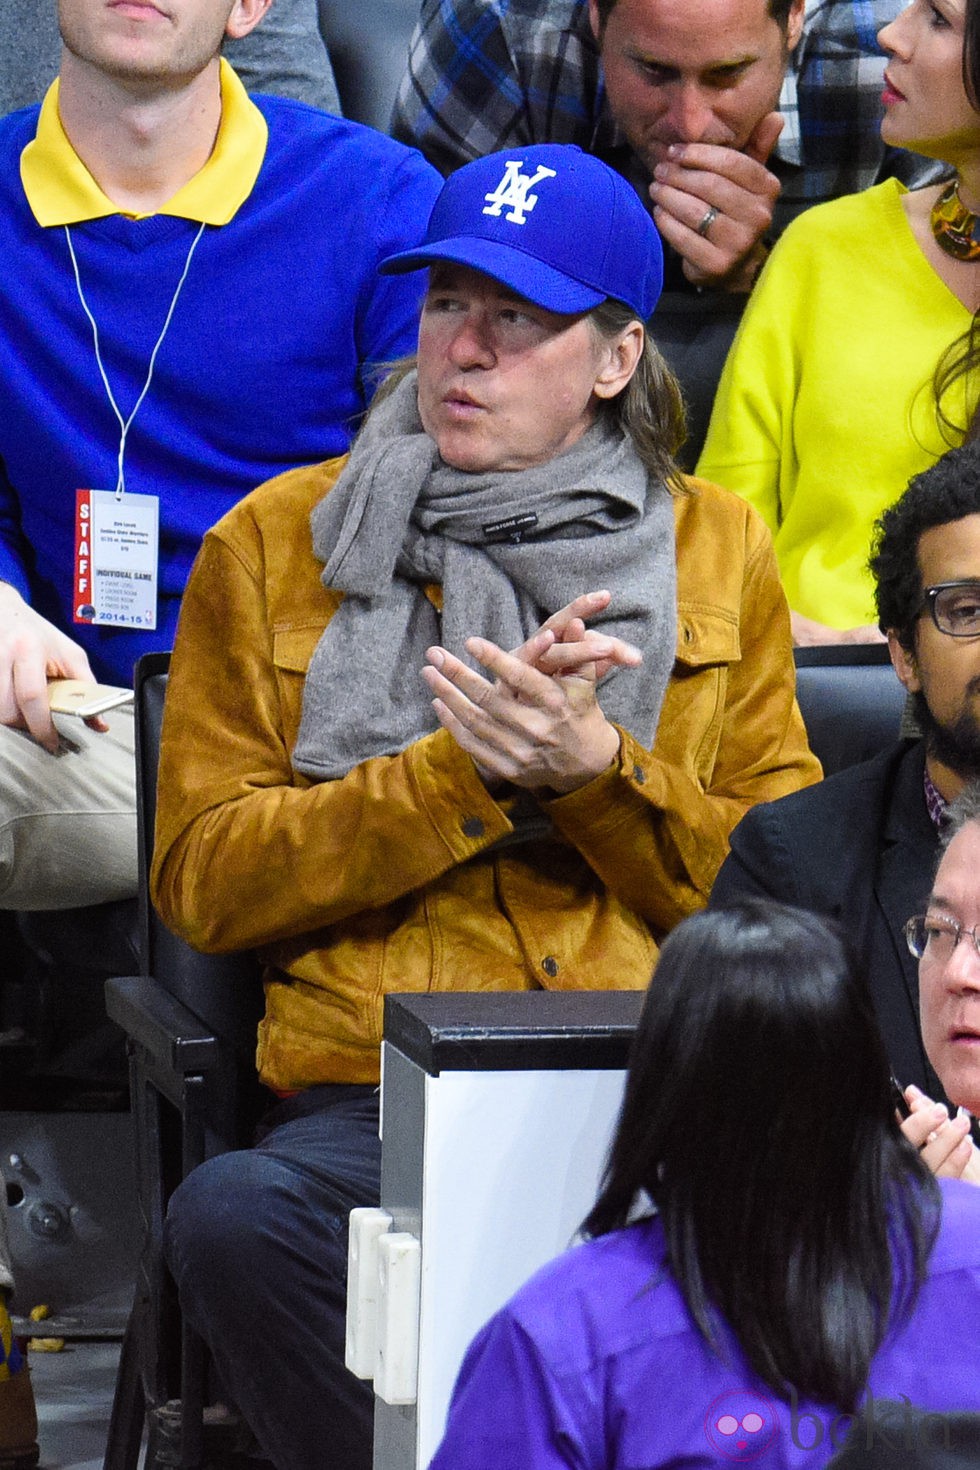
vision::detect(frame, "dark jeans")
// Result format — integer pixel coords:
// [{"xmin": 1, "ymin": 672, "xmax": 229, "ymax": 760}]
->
[{"xmin": 164, "ymin": 1085, "xmax": 381, "ymax": 1470}]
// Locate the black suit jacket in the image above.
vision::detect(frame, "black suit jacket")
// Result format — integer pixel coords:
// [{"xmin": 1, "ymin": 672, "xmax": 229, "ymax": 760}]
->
[{"xmin": 711, "ymin": 740, "xmax": 944, "ymax": 1098}]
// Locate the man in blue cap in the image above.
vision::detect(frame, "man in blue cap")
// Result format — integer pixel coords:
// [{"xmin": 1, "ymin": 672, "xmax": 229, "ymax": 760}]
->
[{"xmin": 157, "ymin": 143, "xmax": 816, "ymax": 1470}]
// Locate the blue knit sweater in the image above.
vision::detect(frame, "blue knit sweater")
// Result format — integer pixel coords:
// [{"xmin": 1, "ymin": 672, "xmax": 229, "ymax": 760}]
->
[{"xmin": 0, "ymin": 96, "xmax": 440, "ymax": 682}]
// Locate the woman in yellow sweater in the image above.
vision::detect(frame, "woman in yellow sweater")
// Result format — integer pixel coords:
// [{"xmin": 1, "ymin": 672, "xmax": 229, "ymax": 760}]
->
[{"xmin": 698, "ymin": 0, "xmax": 980, "ymax": 644}]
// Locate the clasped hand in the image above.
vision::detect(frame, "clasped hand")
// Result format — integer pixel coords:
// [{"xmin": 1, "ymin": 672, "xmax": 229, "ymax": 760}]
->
[
  {"xmin": 421, "ymin": 590, "xmax": 642, "ymax": 795},
  {"xmin": 900, "ymin": 1083, "xmax": 980, "ymax": 1185}
]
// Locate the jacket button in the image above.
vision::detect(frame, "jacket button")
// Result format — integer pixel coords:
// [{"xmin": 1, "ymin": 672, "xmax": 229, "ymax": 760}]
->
[
  {"xmin": 461, "ymin": 816, "xmax": 485, "ymax": 838},
  {"xmin": 542, "ymin": 956, "xmax": 559, "ymax": 978},
  {"xmin": 632, "ymin": 764, "xmax": 645, "ymax": 784}
]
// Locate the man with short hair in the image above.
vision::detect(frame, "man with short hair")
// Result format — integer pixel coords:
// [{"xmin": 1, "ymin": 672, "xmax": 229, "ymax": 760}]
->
[
  {"xmin": 911, "ymin": 781, "xmax": 980, "ymax": 1121},
  {"xmin": 392, "ymin": 0, "xmax": 935, "ymax": 455},
  {"xmin": 0, "ymin": 3, "xmax": 440, "ymax": 1459},
  {"xmin": 0, "ymin": 0, "xmax": 339, "ymax": 117},
  {"xmin": 394, "ymin": 0, "xmax": 931, "ymax": 288},
  {"xmin": 711, "ymin": 441, "xmax": 980, "ymax": 1098},
  {"xmin": 0, "ymin": 0, "xmax": 439, "ymax": 914}
]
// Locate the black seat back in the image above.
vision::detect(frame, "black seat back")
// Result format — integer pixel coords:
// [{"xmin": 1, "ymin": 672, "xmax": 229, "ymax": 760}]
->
[
  {"xmin": 794, "ymin": 645, "xmax": 907, "ymax": 777},
  {"xmin": 134, "ymin": 658, "xmax": 265, "ymax": 1158},
  {"xmin": 134, "ymin": 653, "xmax": 264, "ymax": 1110}
]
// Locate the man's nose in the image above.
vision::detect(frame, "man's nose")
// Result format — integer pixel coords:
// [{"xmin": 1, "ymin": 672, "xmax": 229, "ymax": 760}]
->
[
  {"xmin": 663, "ymin": 83, "xmax": 716, "ymax": 143},
  {"xmin": 943, "ymin": 931, "xmax": 980, "ymax": 993},
  {"xmin": 446, "ymin": 312, "xmax": 496, "ymax": 369}
]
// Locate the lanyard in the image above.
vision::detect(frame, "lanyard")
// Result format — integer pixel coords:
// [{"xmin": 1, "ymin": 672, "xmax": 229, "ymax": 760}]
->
[{"xmin": 65, "ymin": 220, "xmax": 206, "ymax": 500}]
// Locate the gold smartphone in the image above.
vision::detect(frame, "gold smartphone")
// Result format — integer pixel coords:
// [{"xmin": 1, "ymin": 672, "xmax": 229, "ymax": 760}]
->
[{"xmin": 47, "ymin": 679, "xmax": 134, "ymax": 718}]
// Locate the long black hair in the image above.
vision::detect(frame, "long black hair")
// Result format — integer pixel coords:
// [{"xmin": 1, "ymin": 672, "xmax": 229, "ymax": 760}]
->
[
  {"xmin": 583, "ymin": 902, "xmax": 940, "ymax": 1411},
  {"xmin": 966, "ymin": 0, "xmax": 980, "ymax": 107},
  {"xmin": 933, "ymin": 0, "xmax": 980, "ymax": 441}
]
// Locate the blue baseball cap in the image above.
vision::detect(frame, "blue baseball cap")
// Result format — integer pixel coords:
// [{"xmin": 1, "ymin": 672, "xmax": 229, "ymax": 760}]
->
[{"xmin": 379, "ymin": 144, "xmax": 664, "ymax": 319}]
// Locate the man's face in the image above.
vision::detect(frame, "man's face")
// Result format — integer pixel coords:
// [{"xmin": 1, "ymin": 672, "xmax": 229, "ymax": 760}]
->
[
  {"xmin": 58, "ymin": 0, "xmax": 258, "ymax": 84},
  {"xmin": 416, "ymin": 264, "xmax": 614, "ymax": 474},
  {"xmin": 918, "ymin": 821, "xmax": 980, "ymax": 1116},
  {"xmin": 589, "ymin": 0, "xmax": 804, "ymax": 173},
  {"xmin": 889, "ymin": 514, "xmax": 980, "ymax": 786}
]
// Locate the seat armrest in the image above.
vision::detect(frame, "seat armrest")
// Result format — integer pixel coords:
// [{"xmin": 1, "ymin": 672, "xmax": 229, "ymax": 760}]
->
[{"xmin": 105, "ymin": 975, "xmax": 221, "ymax": 1075}]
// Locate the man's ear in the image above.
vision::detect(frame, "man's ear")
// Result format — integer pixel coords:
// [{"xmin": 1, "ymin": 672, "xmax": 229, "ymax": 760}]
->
[
  {"xmin": 226, "ymin": 0, "xmax": 273, "ymax": 42},
  {"xmin": 593, "ymin": 320, "xmax": 644, "ymax": 401},
  {"xmin": 587, "ymin": 0, "xmax": 603, "ymax": 45},
  {"xmin": 785, "ymin": 0, "xmax": 805, "ymax": 52},
  {"xmin": 888, "ymin": 629, "xmax": 922, "ymax": 694}
]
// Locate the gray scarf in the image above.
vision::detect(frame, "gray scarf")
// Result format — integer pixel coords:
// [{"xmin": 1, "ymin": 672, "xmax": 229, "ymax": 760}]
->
[{"xmin": 292, "ymin": 371, "xmax": 676, "ymax": 781}]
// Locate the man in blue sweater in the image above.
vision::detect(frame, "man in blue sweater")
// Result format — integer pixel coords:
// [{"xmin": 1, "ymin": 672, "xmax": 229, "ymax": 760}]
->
[
  {"xmin": 0, "ymin": 0, "xmax": 440, "ymax": 913},
  {"xmin": 0, "ymin": 0, "xmax": 340, "ymax": 116},
  {"xmin": 0, "ymin": 6, "xmax": 439, "ymax": 1457}
]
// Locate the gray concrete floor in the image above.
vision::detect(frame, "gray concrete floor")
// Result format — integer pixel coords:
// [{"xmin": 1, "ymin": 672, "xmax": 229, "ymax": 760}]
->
[
  {"xmin": 31, "ymin": 1338, "xmax": 125, "ymax": 1470},
  {"xmin": 4, "ymin": 1109, "xmax": 141, "ymax": 1467}
]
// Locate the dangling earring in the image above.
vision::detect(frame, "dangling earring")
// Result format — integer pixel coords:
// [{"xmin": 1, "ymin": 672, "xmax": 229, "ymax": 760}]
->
[{"xmin": 931, "ymin": 177, "xmax": 980, "ymax": 262}]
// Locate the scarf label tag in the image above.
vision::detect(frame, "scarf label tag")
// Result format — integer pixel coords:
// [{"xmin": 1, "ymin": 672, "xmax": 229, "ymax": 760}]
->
[{"xmin": 482, "ymin": 513, "xmax": 539, "ymax": 545}]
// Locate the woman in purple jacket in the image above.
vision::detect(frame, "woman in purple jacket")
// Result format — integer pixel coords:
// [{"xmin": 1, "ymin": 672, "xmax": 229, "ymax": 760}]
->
[{"xmin": 430, "ymin": 902, "xmax": 980, "ymax": 1469}]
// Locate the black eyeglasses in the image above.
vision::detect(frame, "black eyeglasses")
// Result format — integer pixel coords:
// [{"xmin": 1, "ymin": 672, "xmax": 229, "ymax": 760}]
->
[
  {"xmin": 919, "ymin": 581, "xmax": 980, "ymax": 638},
  {"xmin": 905, "ymin": 913, "xmax": 980, "ymax": 963}
]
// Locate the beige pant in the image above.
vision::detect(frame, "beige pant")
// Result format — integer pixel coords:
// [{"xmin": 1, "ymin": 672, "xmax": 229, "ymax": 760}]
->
[
  {"xmin": 0, "ymin": 707, "xmax": 138, "ymax": 1284},
  {"xmin": 0, "ymin": 707, "xmax": 137, "ymax": 911}
]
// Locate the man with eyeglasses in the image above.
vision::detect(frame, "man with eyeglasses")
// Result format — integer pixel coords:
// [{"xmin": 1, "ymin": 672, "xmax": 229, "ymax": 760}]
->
[
  {"xmin": 907, "ymin": 783, "xmax": 980, "ymax": 1127},
  {"xmin": 899, "ymin": 785, "xmax": 980, "ymax": 1185},
  {"xmin": 712, "ymin": 440, "xmax": 980, "ymax": 1099}
]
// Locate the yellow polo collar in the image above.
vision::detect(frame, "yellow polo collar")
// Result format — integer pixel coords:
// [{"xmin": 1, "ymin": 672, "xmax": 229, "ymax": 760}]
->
[{"xmin": 20, "ymin": 58, "xmax": 268, "ymax": 227}]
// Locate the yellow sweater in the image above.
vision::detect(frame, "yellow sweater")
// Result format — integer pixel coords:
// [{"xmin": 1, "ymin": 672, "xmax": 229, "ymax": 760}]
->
[{"xmin": 697, "ymin": 180, "xmax": 973, "ymax": 629}]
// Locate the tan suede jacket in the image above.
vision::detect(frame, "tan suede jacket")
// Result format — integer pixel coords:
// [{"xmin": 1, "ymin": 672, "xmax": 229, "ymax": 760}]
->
[{"xmin": 152, "ymin": 458, "xmax": 820, "ymax": 1090}]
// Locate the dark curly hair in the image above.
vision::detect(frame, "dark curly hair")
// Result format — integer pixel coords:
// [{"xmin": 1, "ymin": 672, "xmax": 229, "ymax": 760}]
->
[{"xmin": 869, "ymin": 440, "xmax": 980, "ymax": 650}]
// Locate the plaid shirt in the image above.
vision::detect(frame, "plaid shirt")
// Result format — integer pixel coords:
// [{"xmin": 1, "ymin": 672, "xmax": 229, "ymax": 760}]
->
[{"xmin": 392, "ymin": 0, "xmax": 938, "ymax": 239}]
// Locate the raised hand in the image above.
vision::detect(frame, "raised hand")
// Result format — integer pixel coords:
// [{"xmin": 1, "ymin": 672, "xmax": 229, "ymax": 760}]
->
[{"xmin": 648, "ymin": 113, "xmax": 783, "ymax": 291}]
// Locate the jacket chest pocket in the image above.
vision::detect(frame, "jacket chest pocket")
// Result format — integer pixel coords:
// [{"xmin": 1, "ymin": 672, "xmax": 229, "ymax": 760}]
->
[
  {"xmin": 272, "ymin": 624, "xmax": 328, "ymax": 750},
  {"xmin": 658, "ymin": 606, "xmax": 741, "ymax": 783}
]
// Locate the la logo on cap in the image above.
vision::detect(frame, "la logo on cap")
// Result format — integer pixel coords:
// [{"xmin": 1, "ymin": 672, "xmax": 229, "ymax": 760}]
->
[{"xmin": 482, "ymin": 160, "xmax": 557, "ymax": 225}]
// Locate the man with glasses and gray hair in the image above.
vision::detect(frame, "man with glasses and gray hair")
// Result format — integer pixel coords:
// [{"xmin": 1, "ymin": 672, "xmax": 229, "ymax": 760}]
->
[
  {"xmin": 904, "ymin": 781, "xmax": 980, "ymax": 1181},
  {"xmin": 712, "ymin": 440, "xmax": 980, "ymax": 1103},
  {"xmin": 908, "ymin": 782, "xmax": 980, "ymax": 1125}
]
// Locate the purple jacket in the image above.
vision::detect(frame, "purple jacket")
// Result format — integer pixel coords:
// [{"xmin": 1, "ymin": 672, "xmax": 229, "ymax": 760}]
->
[{"xmin": 430, "ymin": 1179, "xmax": 980, "ymax": 1469}]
